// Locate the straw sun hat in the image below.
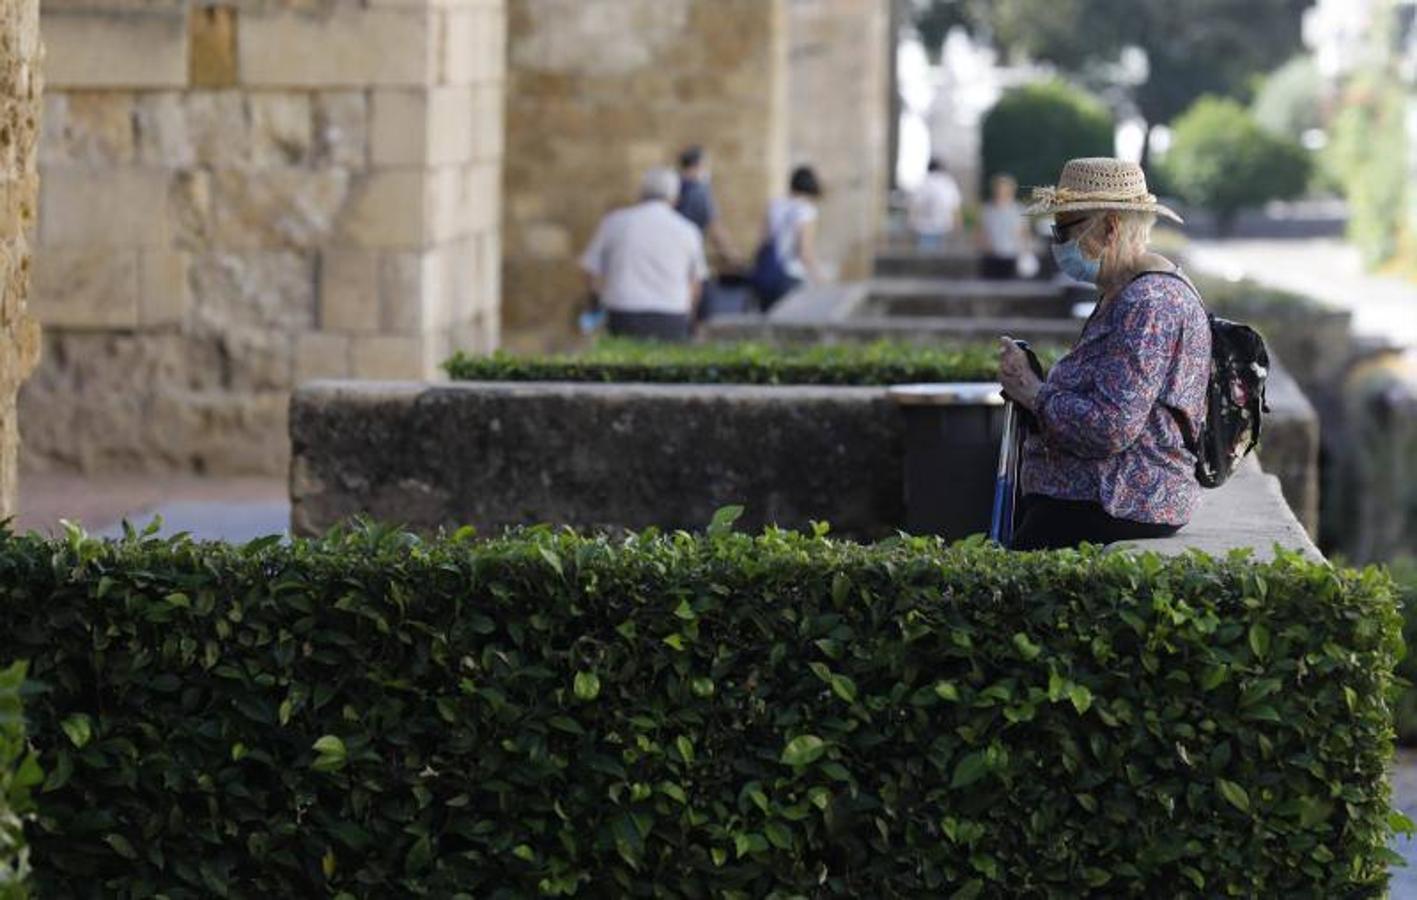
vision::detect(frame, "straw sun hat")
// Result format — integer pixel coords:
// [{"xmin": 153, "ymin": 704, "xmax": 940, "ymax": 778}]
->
[{"xmin": 1024, "ymin": 157, "xmax": 1182, "ymax": 224}]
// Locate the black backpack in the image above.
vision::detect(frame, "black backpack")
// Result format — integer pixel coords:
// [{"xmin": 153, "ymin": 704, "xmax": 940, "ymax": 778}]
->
[{"xmin": 1148, "ymin": 271, "xmax": 1270, "ymax": 489}]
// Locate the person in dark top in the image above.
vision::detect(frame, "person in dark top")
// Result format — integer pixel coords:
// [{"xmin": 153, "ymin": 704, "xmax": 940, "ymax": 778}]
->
[{"xmin": 676, "ymin": 146, "xmax": 737, "ymax": 267}]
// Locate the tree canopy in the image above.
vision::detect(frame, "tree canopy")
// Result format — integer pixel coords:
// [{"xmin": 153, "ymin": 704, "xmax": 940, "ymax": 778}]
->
[{"xmin": 912, "ymin": 0, "xmax": 1311, "ymax": 126}]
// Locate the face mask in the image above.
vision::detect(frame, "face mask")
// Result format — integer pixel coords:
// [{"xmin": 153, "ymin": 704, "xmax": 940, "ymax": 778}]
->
[{"xmin": 1051, "ymin": 219, "xmax": 1102, "ymax": 284}]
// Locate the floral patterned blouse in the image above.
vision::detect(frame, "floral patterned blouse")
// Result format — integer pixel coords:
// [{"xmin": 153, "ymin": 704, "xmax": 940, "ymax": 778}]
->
[{"xmin": 1022, "ymin": 272, "xmax": 1212, "ymax": 525}]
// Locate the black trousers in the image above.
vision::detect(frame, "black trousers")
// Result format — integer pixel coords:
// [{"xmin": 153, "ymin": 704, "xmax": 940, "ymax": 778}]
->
[
  {"xmin": 607, "ymin": 311, "xmax": 692, "ymax": 342},
  {"xmin": 979, "ymin": 254, "xmax": 1018, "ymax": 280},
  {"xmin": 1012, "ymin": 494, "xmax": 1180, "ymax": 550}
]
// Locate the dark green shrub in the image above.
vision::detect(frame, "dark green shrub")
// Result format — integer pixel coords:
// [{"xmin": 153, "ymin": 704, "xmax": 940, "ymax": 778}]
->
[
  {"xmin": 980, "ymin": 81, "xmax": 1114, "ymax": 194},
  {"xmin": 1161, "ymin": 96, "xmax": 1311, "ymax": 232},
  {"xmin": 1391, "ymin": 558, "xmax": 1417, "ymax": 745},
  {"xmin": 0, "ymin": 660, "xmax": 39, "ymax": 900},
  {"xmin": 444, "ymin": 339, "xmax": 1064, "ymax": 386},
  {"xmin": 0, "ymin": 523, "xmax": 1404, "ymax": 897},
  {"xmin": 1189, "ymin": 274, "xmax": 1331, "ymax": 320}
]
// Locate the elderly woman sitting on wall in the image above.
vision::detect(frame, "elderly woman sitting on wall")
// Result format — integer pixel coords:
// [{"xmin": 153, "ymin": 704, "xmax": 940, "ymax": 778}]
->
[{"xmin": 997, "ymin": 158, "xmax": 1212, "ymax": 550}]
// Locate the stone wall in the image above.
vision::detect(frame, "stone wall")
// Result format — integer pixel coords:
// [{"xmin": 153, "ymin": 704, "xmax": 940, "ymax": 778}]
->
[
  {"xmin": 291, "ymin": 380, "xmax": 909, "ymax": 539},
  {"xmin": 0, "ymin": 0, "xmax": 41, "ymax": 518},
  {"xmin": 500, "ymin": 0, "xmax": 789, "ymax": 349},
  {"xmin": 20, "ymin": 0, "xmax": 506, "ymax": 475},
  {"xmin": 788, "ymin": 0, "xmax": 890, "ymax": 280},
  {"xmin": 289, "ymin": 379, "xmax": 1322, "ymax": 564}
]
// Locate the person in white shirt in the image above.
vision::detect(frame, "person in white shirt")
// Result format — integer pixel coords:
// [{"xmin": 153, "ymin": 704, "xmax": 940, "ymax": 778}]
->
[
  {"xmin": 909, "ymin": 157, "xmax": 963, "ymax": 250},
  {"xmin": 579, "ymin": 167, "xmax": 709, "ymax": 341},
  {"xmin": 977, "ymin": 173, "xmax": 1030, "ymax": 280}
]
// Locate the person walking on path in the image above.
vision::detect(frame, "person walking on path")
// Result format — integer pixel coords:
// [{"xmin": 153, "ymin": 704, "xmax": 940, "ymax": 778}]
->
[
  {"xmin": 675, "ymin": 145, "xmax": 738, "ymax": 268},
  {"xmin": 750, "ymin": 165, "xmax": 823, "ymax": 308},
  {"xmin": 579, "ymin": 167, "xmax": 709, "ymax": 342},
  {"xmin": 909, "ymin": 157, "xmax": 963, "ymax": 250},
  {"xmin": 997, "ymin": 158, "xmax": 1212, "ymax": 550},
  {"xmin": 978, "ymin": 173, "xmax": 1030, "ymax": 279}
]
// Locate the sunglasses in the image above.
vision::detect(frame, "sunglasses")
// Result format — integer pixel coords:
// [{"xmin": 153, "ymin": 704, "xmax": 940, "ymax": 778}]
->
[{"xmin": 1050, "ymin": 218, "xmax": 1094, "ymax": 244}]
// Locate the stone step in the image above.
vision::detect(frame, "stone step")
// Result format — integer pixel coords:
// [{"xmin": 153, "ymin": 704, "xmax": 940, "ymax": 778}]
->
[
  {"xmin": 863, "ymin": 277, "xmax": 1091, "ymax": 320},
  {"xmin": 874, "ymin": 249, "xmax": 980, "ymax": 279}
]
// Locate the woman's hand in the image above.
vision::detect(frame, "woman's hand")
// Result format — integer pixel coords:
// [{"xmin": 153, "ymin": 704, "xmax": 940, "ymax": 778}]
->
[{"xmin": 998, "ymin": 336, "xmax": 1043, "ymax": 412}]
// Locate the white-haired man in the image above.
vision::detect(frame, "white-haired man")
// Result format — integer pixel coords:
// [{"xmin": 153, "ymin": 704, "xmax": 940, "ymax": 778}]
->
[{"xmin": 579, "ymin": 167, "xmax": 709, "ymax": 341}]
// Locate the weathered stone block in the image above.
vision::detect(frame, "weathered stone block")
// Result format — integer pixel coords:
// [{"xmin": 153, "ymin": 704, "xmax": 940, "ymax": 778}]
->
[
  {"xmin": 189, "ymin": 251, "xmax": 317, "ymax": 331},
  {"xmin": 20, "ymin": 332, "xmax": 195, "ymax": 472},
  {"xmin": 428, "ymin": 165, "xmax": 470, "ymax": 243},
  {"xmin": 379, "ymin": 250, "xmax": 439, "ymax": 333},
  {"xmin": 440, "ymin": 8, "xmax": 480, "ymax": 85},
  {"xmin": 213, "ymin": 327, "xmax": 295, "ymax": 392},
  {"xmin": 428, "ymin": 86, "xmax": 475, "ymax": 164},
  {"xmin": 212, "ymin": 168, "xmax": 350, "ymax": 248},
  {"xmin": 30, "ymin": 247, "xmax": 141, "ymax": 329},
  {"xmin": 471, "ymin": 82, "xmax": 504, "ymax": 162},
  {"xmin": 239, "ymin": 8, "xmax": 434, "ymax": 87},
  {"xmin": 38, "ymin": 92, "xmax": 136, "ymax": 167},
  {"xmin": 313, "ymin": 91, "xmax": 368, "ymax": 167},
  {"xmin": 319, "ymin": 249, "xmax": 381, "ymax": 332},
  {"xmin": 169, "ymin": 169, "xmax": 215, "ymax": 249},
  {"xmin": 249, "ymin": 93, "xmax": 313, "ymax": 166},
  {"xmin": 40, "ymin": 168, "xmax": 172, "ymax": 247},
  {"xmin": 43, "ymin": 8, "xmax": 188, "ymax": 88},
  {"xmin": 186, "ymin": 91, "xmax": 251, "ymax": 167},
  {"xmin": 188, "ymin": 4, "xmax": 238, "ymax": 88},
  {"xmin": 338, "ymin": 169, "xmax": 428, "ymax": 248},
  {"xmin": 139, "ymin": 248, "xmax": 190, "ymax": 326},
  {"xmin": 295, "ymin": 332, "xmax": 352, "ymax": 382},
  {"xmin": 350, "ymin": 334, "xmax": 431, "ymax": 379},
  {"xmin": 370, "ymin": 90, "xmax": 428, "ymax": 166},
  {"xmin": 135, "ymin": 92, "xmax": 196, "ymax": 167}
]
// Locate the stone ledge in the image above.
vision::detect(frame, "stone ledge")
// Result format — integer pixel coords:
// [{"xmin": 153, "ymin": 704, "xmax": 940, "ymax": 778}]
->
[
  {"xmin": 290, "ymin": 380, "xmax": 1322, "ymax": 565},
  {"xmin": 1109, "ymin": 457, "xmax": 1322, "ymax": 562}
]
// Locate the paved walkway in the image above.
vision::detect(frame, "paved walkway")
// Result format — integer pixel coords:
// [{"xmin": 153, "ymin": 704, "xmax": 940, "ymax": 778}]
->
[
  {"xmin": 15, "ymin": 473, "xmax": 289, "ymax": 542},
  {"xmin": 1188, "ymin": 238, "xmax": 1417, "ymax": 348},
  {"xmin": 1392, "ymin": 752, "xmax": 1417, "ymax": 896}
]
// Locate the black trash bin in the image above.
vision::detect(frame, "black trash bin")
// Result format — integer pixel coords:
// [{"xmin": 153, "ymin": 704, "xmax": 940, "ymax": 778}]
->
[{"xmin": 888, "ymin": 383, "xmax": 1008, "ymax": 540}]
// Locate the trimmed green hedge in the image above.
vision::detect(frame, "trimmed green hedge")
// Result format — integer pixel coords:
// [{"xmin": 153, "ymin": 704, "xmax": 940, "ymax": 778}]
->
[
  {"xmin": 1389, "ymin": 558, "xmax": 1417, "ymax": 746},
  {"xmin": 1, "ymin": 660, "xmax": 38, "ymax": 900},
  {"xmin": 0, "ymin": 523, "xmax": 1404, "ymax": 896},
  {"xmin": 444, "ymin": 340, "xmax": 1063, "ymax": 386}
]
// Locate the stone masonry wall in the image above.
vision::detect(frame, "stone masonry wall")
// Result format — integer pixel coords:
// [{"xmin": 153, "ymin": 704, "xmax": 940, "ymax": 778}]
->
[
  {"xmin": 0, "ymin": 0, "xmax": 41, "ymax": 517},
  {"xmin": 20, "ymin": 0, "xmax": 505, "ymax": 475},
  {"xmin": 501, "ymin": 0, "xmax": 788, "ymax": 349},
  {"xmin": 788, "ymin": 0, "xmax": 890, "ymax": 281}
]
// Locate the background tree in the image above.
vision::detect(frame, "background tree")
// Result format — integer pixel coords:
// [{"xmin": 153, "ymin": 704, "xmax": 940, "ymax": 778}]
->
[
  {"xmin": 1160, "ymin": 96, "xmax": 1311, "ymax": 233},
  {"xmin": 980, "ymin": 81, "xmax": 1115, "ymax": 193},
  {"xmin": 912, "ymin": 0, "xmax": 1312, "ymax": 159},
  {"xmin": 1251, "ymin": 56, "xmax": 1325, "ymax": 142}
]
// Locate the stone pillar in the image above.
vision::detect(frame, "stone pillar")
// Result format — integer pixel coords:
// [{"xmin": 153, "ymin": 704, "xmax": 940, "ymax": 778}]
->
[
  {"xmin": 0, "ymin": 0, "xmax": 42, "ymax": 518},
  {"xmin": 789, "ymin": 0, "xmax": 891, "ymax": 280},
  {"xmin": 501, "ymin": 0, "xmax": 788, "ymax": 349},
  {"xmin": 21, "ymin": 0, "xmax": 505, "ymax": 476}
]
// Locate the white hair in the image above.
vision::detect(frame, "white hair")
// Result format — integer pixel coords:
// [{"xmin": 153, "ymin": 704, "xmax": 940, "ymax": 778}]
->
[
  {"xmin": 640, "ymin": 167, "xmax": 681, "ymax": 203},
  {"xmin": 1086, "ymin": 210, "xmax": 1155, "ymax": 270},
  {"xmin": 1114, "ymin": 210, "xmax": 1156, "ymax": 254}
]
